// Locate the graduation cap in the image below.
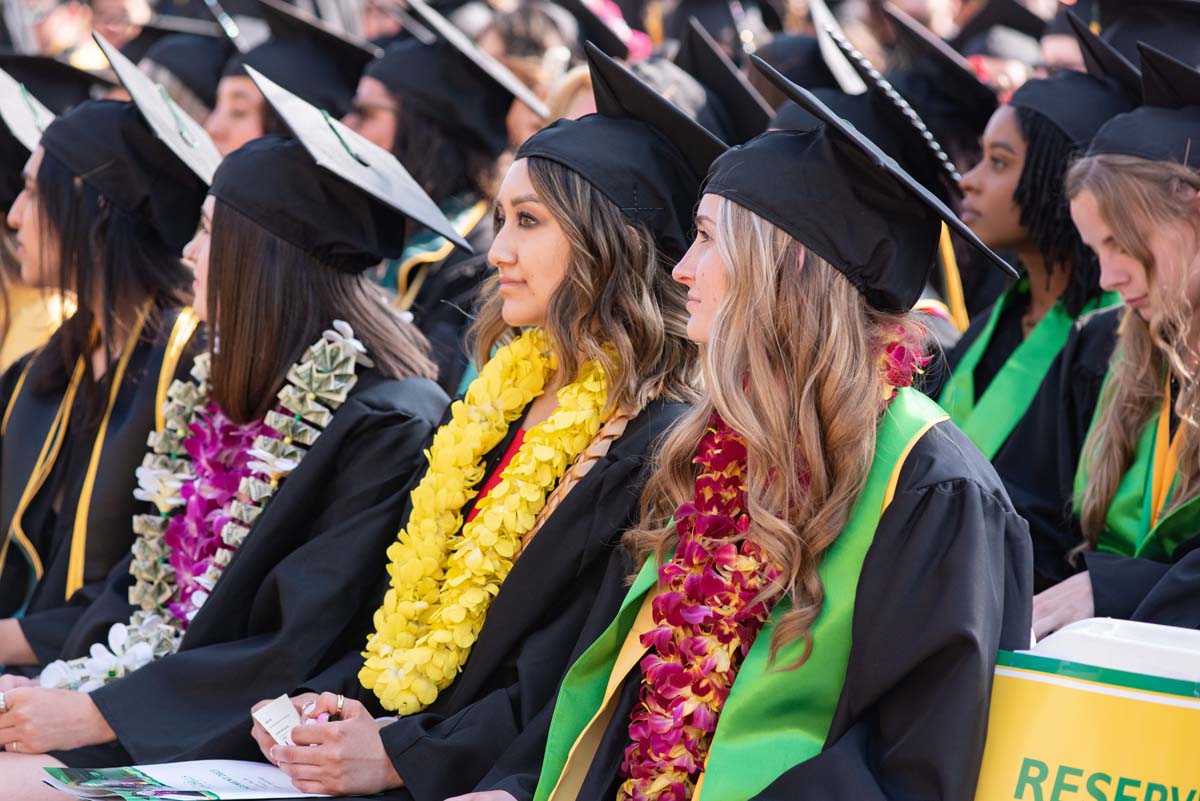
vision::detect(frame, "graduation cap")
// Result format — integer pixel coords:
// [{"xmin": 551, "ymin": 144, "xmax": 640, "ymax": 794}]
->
[
  {"xmin": 554, "ymin": 0, "xmax": 629, "ymax": 59},
  {"xmin": 207, "ymin": 65, "xmax": 470, "ymax": 270},
  {"xmin": 1065, "ymin": 10, "xmax": 1140, "ymax": 98},
  {"xmin": 629, "ymin": 56, "xmax": 730, "ymax": 140},
  {"xmin": 674, "ymin": 17, "xmax": 772, "ymax": 143},
  {"xmin": 661, "ymin": 0, "xmax": 770, "ymax": 58},
  {"xmin": 949, "ymin": 0, "xmax": 1047, "ymax": 53},
  {"xmin": 753, "ymin": 34, "xmax": 839, "ymax": 92},
  {"xmin": 885, "ymin": 3, "xmax": 997, "ymax": 133},
  {"xmin": 715, "ymin": 56, "xmax": 1015, "ymax": 312},
  {"xmin": 223, "ymin": 0, "xmax": 381, "ymax": 117},
  {"xmin": 1096, "ymin": 0, "xmax": 1200, "ymax": 66},
  {"xmin": 810, "ymin": 0, "xmax": 866, "ymax": 93},
  {"xmin": 1088, "ymin": 44, "xmax": 1200, "ymax": 166},
  {"xmin": 119, "ymin": 14, "xmax": 226, "ymax": 64},
  {"xmin": 364, "ymin": 0, "xmax": 546, "ymax": 158},
  {"xmin": 95, "ymin": 33, "xmax": 222, "ymax": 184},
  {"xmin": 828, "ymin": 28, "xmax": 961, "ymax": 201},
  {"xmin": 517, "ymin": 42, "xmax": 726, "ymax": 260},
  {"xmin": 1009, "ymin": 17, "xmax": 1139, "ymax": 148},
  {"xmin": 0, "ymin": 56, "xmax": 111, "ymax": 210},
  {"xmin": 139, "ymin": 33, "xmax": 236, "ymax": 109}
]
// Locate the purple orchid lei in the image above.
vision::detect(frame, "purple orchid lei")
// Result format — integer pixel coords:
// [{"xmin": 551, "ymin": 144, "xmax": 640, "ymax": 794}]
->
[{"xmin": 164, "ymin": 404, "xmax": 276, "ymax": 627}]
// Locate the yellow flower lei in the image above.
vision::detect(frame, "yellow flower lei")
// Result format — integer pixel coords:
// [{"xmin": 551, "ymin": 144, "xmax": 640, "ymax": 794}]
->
[{"xmin": 360, "ymin": 328, "xmax": 613, "ymax": 713}]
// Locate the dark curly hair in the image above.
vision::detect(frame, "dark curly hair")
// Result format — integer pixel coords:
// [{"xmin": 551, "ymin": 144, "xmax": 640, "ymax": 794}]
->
[{"xmin": 1013, "ymin": 105, "xmax": 1102, "ymax": 317}]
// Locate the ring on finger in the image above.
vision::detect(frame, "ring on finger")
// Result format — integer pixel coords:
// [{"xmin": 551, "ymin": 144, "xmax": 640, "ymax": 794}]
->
[
  {"xmin": 8, "ymin": 741, "xmax": 17, "ymax": 753},
  {"xmin": 0, "ymin": 690, "xmax": 7, "ymax": 713},
  {"xmin": 336, "ymin": 694, "xmax": 344, "ymax": 714}
]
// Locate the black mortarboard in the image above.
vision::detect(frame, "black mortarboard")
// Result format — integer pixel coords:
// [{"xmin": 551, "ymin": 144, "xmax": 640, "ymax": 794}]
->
[
  {"xmin": 0, "ymin": 65, "xmax": 55, "ymax": 210},
  {"xmin": 713, "ymin": 57, "xmax": 1014, "ymax": 312},
  {"xmin": 1089, "ymin": 44, "xmax": 1200, "ymax": 166},
  {"xmin": 753, "ymin": 34, "xmax": 839, "ymax": 90},
  {"xmin": 1066, "ymin": 10, "xmax": 1140, "ymax": 98},
  {"xmin": 949, "ymin": 0, "xmax": 1047, "ymax": 53},
  {"xmin": 208, "ymin": 67, "xmax": 469, "ymax": 270},
  {"xmin": 119, "ymin": 14, "xmax": 225, "ymax": 64},
  {"xmin": 1009, "ymin": 29, "xmax": 1138, "ymax": 147},
  {"xmin": 517, "ymin": 42, "xmax": 726, "ymax": 260},
  {"xmin": 364, "ymin": 0, "xmax": 543, "ymax": 159},
  {"xmin": 555, "ymin": 0, "xmax": 629, "ymax": 59},
  {"xmin": 830, "ymin": 30, "xmax": 961, "ymax": 201},
  {"xmin": 0, "ymin": 54, "xmax": 110, "ymax": 111},
  {"xmin": 630, "ymin": 56, "xmax": 730, "ymax": 140},
  {"xmin": 223, "ymin": 0, "xmax": 381, "ymax": 117},
  {"xmin": 1096, "ymin": 0, "xmax": 1200, "ymax": 66},
  {"xmin": 140, "ymin": 33, "xmax": 235, "ymax": 109},
  {"xmin": 661, "ymin": 0, "xmax": 770, "ymax": 57},
  {"xmin": 38, "ymin": 99, "xmax": 208, "ymax": 251},
  {"xmin": 884, "ymin": 3, "xmax": 997, "ymax": 138},
  {"xmin": 95, "ymin": 33, "xmax": 222, "ymax": 184},
  {"xmin": 675, "ymin": 17, "xmax": 772, "ymax": 143}
]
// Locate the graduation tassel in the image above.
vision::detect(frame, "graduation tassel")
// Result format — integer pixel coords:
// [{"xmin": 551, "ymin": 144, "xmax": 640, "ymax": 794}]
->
[{"xmin": 939, "ymin": 223, "xmax": 971, "ymax": 333}]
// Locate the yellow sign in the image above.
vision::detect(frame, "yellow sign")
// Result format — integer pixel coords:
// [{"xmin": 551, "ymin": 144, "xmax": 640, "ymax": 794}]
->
[{"xmin": 976, "ymin": 652, "xmax": 1200, "ymax": 801}]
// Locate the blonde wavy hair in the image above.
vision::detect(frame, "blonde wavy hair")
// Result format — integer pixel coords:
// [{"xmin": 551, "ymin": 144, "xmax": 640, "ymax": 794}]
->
[
  {"xmin": 625, "ymin": 196, "xmax": 927, "ymax": 665},
  {"xmin": 1067, "ymin": 154, "xmax": 1200, "ymax": 554},
  {"xmin": 470, "ymin": 156, "xmax": 700, "ymax": 416}
]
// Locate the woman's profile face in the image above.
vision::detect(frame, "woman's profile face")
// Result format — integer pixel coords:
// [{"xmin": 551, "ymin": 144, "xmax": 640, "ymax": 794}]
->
[
  {"xmin": 343, "ymin": 76, "xmax": 399, "ymax": 152},
  {"xmin": 672, "ymin": 192, "xmax": 727, "ymax": 344},
  {"xmin": 1072, "ymin": 187, "xmax": 1200, "ymax": 323},
  {"xmin": 958, "ymin": 105, "xmax": 1030, "ymax": 252},
  {"xmin": 488, "ymin": 158, "xmax": 570, "ymax": 328},
  {"xmin": 205, "ymin": 76, "xmax": 266, "ymax": 157},
  {"xmin": 182, "ymin": 195, "xmax": 215, "ymax": 323},
  {"xmin": 6, "ymin": 145, "xmax": 58, "ymax": 288}
]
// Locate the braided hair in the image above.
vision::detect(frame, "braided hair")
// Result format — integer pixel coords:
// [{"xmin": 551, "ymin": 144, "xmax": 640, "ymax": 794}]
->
[{"xmin": 1012, "ymin": 106, "xmax": 1102, "ymax": 317}]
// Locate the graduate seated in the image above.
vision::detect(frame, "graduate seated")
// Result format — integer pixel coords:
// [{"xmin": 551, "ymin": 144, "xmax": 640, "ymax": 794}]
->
[
  {"xmin": 244, "ymin": 44, "xmax": 707, "ymax": 800},
  {"xmin": 475, "ymin": 59, "xmax": 1031, "ymax": 801},
  {"xmin": 0, "ymin": 45, "xmax": 459, "ymax": 799},
  {"xmin": 343, "ymin": 0, "xmax": 550, "ymax": 395},
  {"xmin": 1028, "ymin": 45, "xmax": 1200, "ymax": 636},
  {"xmin": 0, "ymin": 46, "xmax": 203, "ymax": 676}
]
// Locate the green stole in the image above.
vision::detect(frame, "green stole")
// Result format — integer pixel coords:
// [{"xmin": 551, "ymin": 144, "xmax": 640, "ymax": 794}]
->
[
  {"xmin": 1073, "ymin": 376, "xmax": 1200, "ymax": 563},
  {"xmin": 939, "ymin": 281, "xmax": 1118, "ymax": 459},
  {"xmin": 533, "ymin": 389, "xmax": 949, "ymax": 801}
]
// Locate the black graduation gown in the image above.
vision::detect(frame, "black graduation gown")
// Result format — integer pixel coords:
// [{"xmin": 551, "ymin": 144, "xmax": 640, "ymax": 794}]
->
[
  {"xmin": 921, "ymin": 286, "xmax": 1026, "ymax": 400},
  {"xmin": 50, "ymin": 371, "xmax": 448, "ymax": 767},
  {"xmin": 405, "ymin": 222, "xmax": 494, "ymax": 396},
  {"xmin": 320, "ymin": 399, "xmax": 687, "ymax": 801},
  {"xmin": 560, "ymin": 423, "xmax": 1033, "ymax": 801},
  {"xmin": 1003, "ymin": 306, "xmax": 1122, "ymax": 591},
  {"xmin": 0, "ymin": 309, "xmax": 199, "ymax": 664}
]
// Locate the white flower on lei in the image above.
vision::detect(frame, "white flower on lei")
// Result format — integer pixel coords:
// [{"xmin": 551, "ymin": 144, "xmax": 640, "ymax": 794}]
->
[
  {"xmin": 324, "ymin": 320, "xmax": 375, "ymax": 368},
  {"xmin": 133, "ymin": 463, "xmax": 190, "ymax": 514},
  {"xmin": 40, "ymin": 623, "xmax": 155, "ymax": 692},
  {"xmin": 247, "ymin": 448, "xmax": 299, "ymax": 478}
]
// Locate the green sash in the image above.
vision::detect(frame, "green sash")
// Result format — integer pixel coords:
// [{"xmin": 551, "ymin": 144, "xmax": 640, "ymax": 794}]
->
[
  {"xmin": 1073, "ymin": 378, "xmax": 1200, "ymax": 563},
  {"xmin": 939, "ymin": 282, "xmax": 1118, "ymax": 459},
  {"xmin": 533, "ymin": 388, "xmax": 949, "ymax": 801}
]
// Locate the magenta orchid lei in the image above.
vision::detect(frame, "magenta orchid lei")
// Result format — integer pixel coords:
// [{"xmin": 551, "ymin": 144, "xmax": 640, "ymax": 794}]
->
[
  {"xmin": 164, "ymin": 404, "xmax": 275, "ymax": 626},
  {"xmin": 617, "ymin": 327, "xmax": 929, "ymax": 801}
]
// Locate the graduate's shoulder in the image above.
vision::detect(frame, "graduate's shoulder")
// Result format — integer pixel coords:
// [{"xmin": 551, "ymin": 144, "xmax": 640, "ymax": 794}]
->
[
  {"xmin": 890, "ymin": 419, "xmax": 1017, "ymax": 513},
  {"xmin": 341, "ymin": 369, "xmax": 450, "ymax": 428},
  {"xmin": 607, "ymin": 398, "xmax": 691, "ymax": 460},
  {"xmin": 1063, "ymin": 304, "xmax": 1124, "ymax": 379}
]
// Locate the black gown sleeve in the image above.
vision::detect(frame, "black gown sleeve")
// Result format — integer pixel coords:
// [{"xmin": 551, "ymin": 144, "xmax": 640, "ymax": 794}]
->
[
  {"xmin": 752, "ymin": 425, "xmax": 1034, "ymax": 801},
  {"xmin": 81, "ymin": 393, "xmax": 441, "ymax": 764},
  {"xmin": 1129, "ymin": 539, "xmax": 1200, "ymax": 629},
  {"xmin": 377, "ymin": 456, "xmax": 647, "ymax": 801}
]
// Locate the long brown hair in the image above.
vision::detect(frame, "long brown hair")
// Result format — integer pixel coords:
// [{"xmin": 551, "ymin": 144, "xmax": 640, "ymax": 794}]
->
[
  {"xmin": 625, "ymin": 196, "xmax": 926, "ymax": 665},
  {"xmin": 1067, "ymin": 154, "xmax": 1200, "ymax": 553},
  {"xmin": 470, "ymin": 156, "xmax": 699, "ymax": 415},
  {"xmin": 208, "ymin": 201, "xmax": 437, "ymax": 424}
]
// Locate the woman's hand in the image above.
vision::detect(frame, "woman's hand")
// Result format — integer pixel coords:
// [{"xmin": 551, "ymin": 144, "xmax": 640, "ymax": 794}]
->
[
  {"xmin": 1032, "ymin": 571, "xmax": 1095, "ymax": 640},
  {"xmin": 0, "ymin": 675, "xmax": 36, "ymax": 692},
  {"xmin": 270, "ymin": 693, "xmax": 403, "ymax": 796},
  {"xmin": 250, "ymin": 693, "xmax": 319, "ymax": 762},
  {"xmin": 0, "ymin": 687, "xmax": 116, "ymax": 753}
]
